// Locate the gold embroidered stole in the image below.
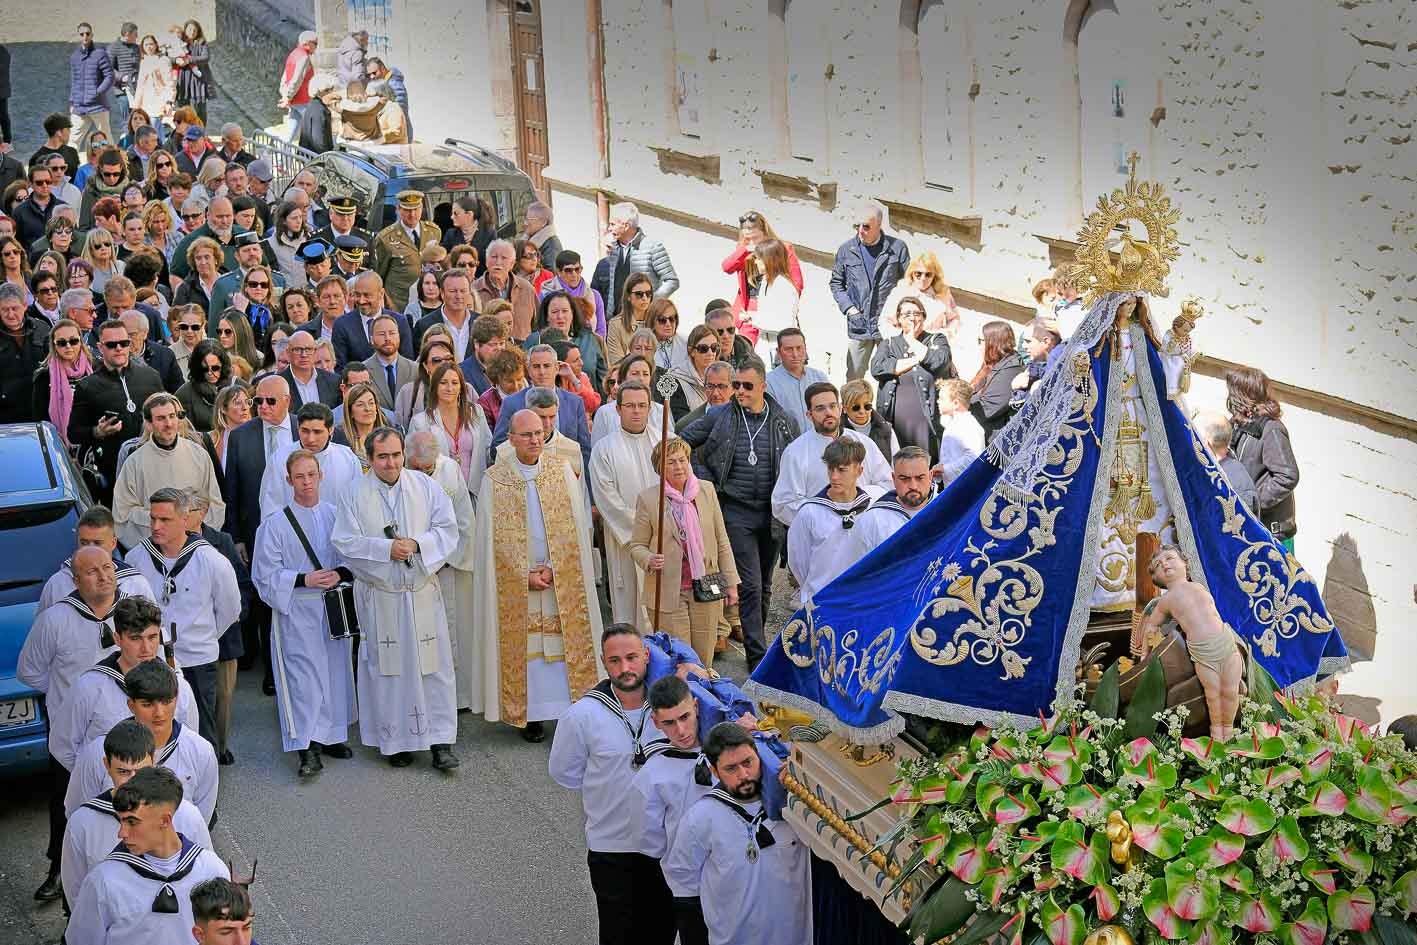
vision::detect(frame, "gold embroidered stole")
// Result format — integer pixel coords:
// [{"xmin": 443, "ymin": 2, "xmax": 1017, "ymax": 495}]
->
[{"xmin": 490, "ymin": 462, "xmax": 598, "ymax": 727}]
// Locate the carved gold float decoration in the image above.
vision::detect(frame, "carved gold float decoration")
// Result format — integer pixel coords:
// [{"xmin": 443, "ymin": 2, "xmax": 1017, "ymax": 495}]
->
[
  {"xmin": 1069, "ymin": 152, "xmax": 1182, "ymax": 306},
  {"xmin": 780, "ymin": 768, "xmax": 910, "ymax": 909}
]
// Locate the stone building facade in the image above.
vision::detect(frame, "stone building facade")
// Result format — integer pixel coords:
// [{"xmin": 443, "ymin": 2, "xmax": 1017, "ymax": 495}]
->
[{"xmin": 56, "ymin": 0, "xmax": 1417, "ymax": 717}]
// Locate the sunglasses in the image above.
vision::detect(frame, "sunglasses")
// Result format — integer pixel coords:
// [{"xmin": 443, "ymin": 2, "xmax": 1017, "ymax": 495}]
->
[
  {"xmin": 203, "ymin": 362, "xmax": 223, "ymax": 373},
  {"xmin": 630, "ymin": 289, "xmax": 653, "ymax": 299},
  {"xmin": 177, "ymin": 322, "xmax": 203, "ymax": 332},
  {"xmin": 32, "ymin": 179, "xmax": 52, "ymax": 187},
  {"xmin": 559, "ymin": 264, "xmax": 582, "ymax": 274},
  {"xmin": 739, "ymin": 212, "xmax": 763, "ymax": 225},
  {"xmin": 217, "ymin": 327, "xmax": 234, "ymax": 336},
  {"xmin": 155, "ymin": 160, "xmax": 173, "ymax": 168},
  {"xmin": 55, "ymin": 337, "xmax": 83, "ymax": 348},
  {"xmin": 252, "ymin": 396, "xmax": 280, "ymax": 406},
  {"xmin": 246, "ymin": 280, "xmax": 270, "ymax": 288},
  {"xmin": 732, "ymin": 381, "xmax": 757, "ymax": 391},
  {"xmin": 102, "ymin": 339, "xmax": 132, "ymax": 350},
  {"xmin": 714, "ymin": 325, "xmax": 736, "ymax": 336},
  {"xmin": 845, "ymin": 401, "xmax": 872, "ymax": 411},
  {"xmin": 693, "ymin": 343, "xmax": 719, "ymax": 354},
  {"xmin": 100, "ymin": 170, "xmax": 124, "ymax": 180},
  {"xmin": 182, "ymin": 212, "xmax": 204, "ymax": 220},
  {"xmin": 654, "ymin": 315, "xmax": 678, "ymax": 325},
  {"xmin": 37, "ymin": 286, "xmax": 60, "ymax": 294}
]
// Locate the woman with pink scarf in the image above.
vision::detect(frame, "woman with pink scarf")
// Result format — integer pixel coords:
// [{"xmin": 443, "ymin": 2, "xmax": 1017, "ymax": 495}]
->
[
  {"xmin": 629, "ymin": 436, "xmax": 740, "ymax": 666},
  {"xmin": 31, "ymin": 317, "xmax": 96, "ymax": 451}
]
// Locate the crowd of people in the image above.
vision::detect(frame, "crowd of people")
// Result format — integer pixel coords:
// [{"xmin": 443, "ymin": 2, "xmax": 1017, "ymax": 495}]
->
[{"xmin": 2, "ymin": 23, "xmax": 1310, "ymax": 945}]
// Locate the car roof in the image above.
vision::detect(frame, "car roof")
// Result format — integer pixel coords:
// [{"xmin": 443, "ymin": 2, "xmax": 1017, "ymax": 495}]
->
[
  {"xmin": 336, "ymin": 141, "xmax": 523, "ymax": 179},
  {"xmin": 0, "ymin": 423, "xmax": 83, "ymax": 510}
]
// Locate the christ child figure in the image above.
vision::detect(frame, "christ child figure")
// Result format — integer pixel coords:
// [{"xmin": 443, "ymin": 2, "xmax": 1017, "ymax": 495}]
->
[{"xmin": 1140, "ymin": 545, "xmax": 1243, "ymax": 741}]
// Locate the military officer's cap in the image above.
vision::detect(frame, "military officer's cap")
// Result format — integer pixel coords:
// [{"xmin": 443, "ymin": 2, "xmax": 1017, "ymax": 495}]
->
[
  {"xmin": 327, "ymin": 195, "xmax": 358, "ymax": 215},
  {"xmin": 334, "ymin": 233, "xmax": 369, "ymax": 263},
  {"xmin": 233, "ymin": 230, "xmax": 261, "ymax": 247},
  {"xmin": 395, "ymin": 190, "xmax": 424, "ymax": 209}
]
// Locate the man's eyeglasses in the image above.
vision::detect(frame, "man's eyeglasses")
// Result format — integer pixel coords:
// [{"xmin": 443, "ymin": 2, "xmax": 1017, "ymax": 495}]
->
[
  {"xmin": 54, "ymin": 337, "xmax": 83, "ymax": 348},
  {"xmin": 714, "ymin": 325, "xmax": 736, "ymax": 337},
  {"xmin": 102, "ymin": 339, "xmax": 132, "ymax": 350},
  {"xmin": 287, "ymin": 345, "xmax": 316, "ymax": 355},
  {"xmin": 809, "ymin": 401, "xmax": 840, "ymax": 414},
  {"xmin": 32, "ymin": 179, "xmax": 52, "ymax": 187},
  {"xmin": 177, "ymin": 322, "xmax": 203, "ymax": 332},
  {"xmin": 252, "ymin": 396, "xmax": 280, "ymax": 406},
  {"xmin": 100, "ymin": 170, "xmax": 124, "ymax": 180},
  {"xmin": 693, "ymin": 343, "xmax": 719, "ymax": 354},
  {"xmin": 705, "ymin": 382, "xmax": 731, "ymax": 392},
  {"xmin": 732, "ymin": 381, "xmax": 757, "ymax": 391},
  {"xmin": 630, "ymin": 289, "xmax": 653, "ymax": 299}
]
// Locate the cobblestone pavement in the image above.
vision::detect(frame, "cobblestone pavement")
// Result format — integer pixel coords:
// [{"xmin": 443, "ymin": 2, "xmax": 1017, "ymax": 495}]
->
[{"xmin": 4, "ymin": 39, "xmax": 283, "ymax": 163}]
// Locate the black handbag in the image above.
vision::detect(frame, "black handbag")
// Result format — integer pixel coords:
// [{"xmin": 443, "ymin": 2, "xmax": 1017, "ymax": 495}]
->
[
  {"xmin": 284, "ymin": 508, "xmax": 360, "ymax": 640},
  {"xmin": 692, "ymin": 572, "xmax": 726, "ymax": 603}
]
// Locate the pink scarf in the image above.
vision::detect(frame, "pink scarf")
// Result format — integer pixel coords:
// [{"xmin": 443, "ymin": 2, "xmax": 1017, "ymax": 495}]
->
[
  {"xmin": 663, "ymin": 475, "xmax": 707, "ymax": 579},
  {"xmin": 48, "ymin": 352, "xmax": 94, "ymax": 447}
]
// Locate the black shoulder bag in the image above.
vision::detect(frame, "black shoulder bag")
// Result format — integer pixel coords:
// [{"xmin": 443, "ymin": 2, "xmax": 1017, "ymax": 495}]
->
[{"xmin": 283, "ymin": 507, "xmax": 360, "ymax": 640}]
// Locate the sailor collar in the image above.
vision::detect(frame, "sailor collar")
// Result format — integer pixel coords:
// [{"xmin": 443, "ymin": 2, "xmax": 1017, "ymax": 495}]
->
[{"xmin": 802, "ymin": 487, "xmax": 871, "ymax": 529}]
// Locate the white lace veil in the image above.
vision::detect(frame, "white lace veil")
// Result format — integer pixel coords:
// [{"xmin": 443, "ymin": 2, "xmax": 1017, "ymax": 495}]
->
[{"xmin": 985, "ymin": 292, "xmax": 1132, "ymax": 502}]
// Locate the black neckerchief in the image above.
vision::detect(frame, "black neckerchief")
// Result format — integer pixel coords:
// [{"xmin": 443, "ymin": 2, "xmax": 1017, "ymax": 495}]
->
[
  {"xmin": 586, "ymin": 679, "xmax": 651, "ymax": 769},
  {"xmin": 104, "ymin": 833, "xmax": 204, "ymax": 913},
  {"xmin": 706, "ymin": 787, "xmax": 776, "ymax": 852},
  {"xmin": 802, "ymin": 487, "xmax": 871, "ymax": 529},
  {"xmin": 140, "ymin": 533, "xmax": 209, "ymax": 605},
  {"xmin": 644, "ymin": 738, "xmax": 712, "ymax": 786},
  {"xmin": 61, "ymin": 590, "xmax": 123, "ymax": 648}
]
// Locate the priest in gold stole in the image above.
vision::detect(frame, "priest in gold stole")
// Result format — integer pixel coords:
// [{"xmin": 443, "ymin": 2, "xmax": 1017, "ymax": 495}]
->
[{"xmin": 472, "ymin": 409, "xmax": 603, "ymax": 743}]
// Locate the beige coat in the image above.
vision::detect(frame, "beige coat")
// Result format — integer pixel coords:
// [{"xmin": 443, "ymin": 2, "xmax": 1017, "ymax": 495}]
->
[
  {"xmin": 628, "ymin": 479, "xmax": 739, "ymax": 616},
  {"xmin": 605, "ymin": 316, "xmax": 644, "ymax": 368},
  {"xmin": 474, "ymin": 272, "xmax": 537, "ymax": 342}
]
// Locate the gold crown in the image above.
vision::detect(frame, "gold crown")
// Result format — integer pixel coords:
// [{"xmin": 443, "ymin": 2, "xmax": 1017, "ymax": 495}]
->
[{"xmin": 1068, "ymin": 152, "xmax": 1182, "ymax": 306}]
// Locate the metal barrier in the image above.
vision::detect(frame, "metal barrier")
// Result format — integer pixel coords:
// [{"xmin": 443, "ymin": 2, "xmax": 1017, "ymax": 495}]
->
[{"xmin": 249, "ymin": 131, "xmax": 318, "ymax": 191}]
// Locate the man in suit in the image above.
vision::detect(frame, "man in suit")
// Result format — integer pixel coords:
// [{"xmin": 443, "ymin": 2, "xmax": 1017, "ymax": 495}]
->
[
  {"xmin": 118, "ymin": 310, "xmax": 182, "ymax": 393},
  {"xmin": 312, "ymin": 195, "xmax": 373, "ymax": 256},
  {"xmin": 221, "ymin": 373, "xmax": 297, "ymax": 693},
  {"xmin": 332, "ymin": 269, "xmax": 413, "ymax": 368},
  {"xmin": 372, "ymin": 189, "xmax": 440, "ymax": 311},
  {"xmin": 411, "ymin": 267, "xmax": 476, "ymax": 358},
  {"xmin": 278, "ymin": 330, "xmax": 342, "ymax": 410},
  {"xmin": 458, "ymin": 313, "xmax": 508, "ymax": 395},
  {"xmin": 488, "ymin": 344, "xmax": 592, "ymax": 474},
  {"xmin": 362, "ymin": 314, "xmax": 416, "ymax": 410},
  {"xmin": 300, "ymin": 274, "xmax": 347, "ymax": 341}
]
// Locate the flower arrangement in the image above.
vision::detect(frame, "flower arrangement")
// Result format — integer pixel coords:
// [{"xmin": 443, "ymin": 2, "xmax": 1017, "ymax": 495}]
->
[{"xmin": 883, "ymin": 661, "xmax": 1417, "ymax": 945}]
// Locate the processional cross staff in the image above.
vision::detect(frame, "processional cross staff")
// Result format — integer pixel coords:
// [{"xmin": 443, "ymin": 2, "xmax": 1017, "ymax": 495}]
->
[{"xmin": 651, "ymin": 371, "xmax": 681, "ymax": 633}]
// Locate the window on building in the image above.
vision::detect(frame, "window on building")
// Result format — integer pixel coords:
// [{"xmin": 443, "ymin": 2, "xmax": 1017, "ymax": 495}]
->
[
  {"xmin": 782, "ymin": 0, "xmax": 829, "ymax": 164},
  {"xmin": 669, "ymin": 0, "xmax": 710, "ymax": 138},
  {"xmin": 916, "ymin": 0, "xmax": 972, "ymax": 193}
]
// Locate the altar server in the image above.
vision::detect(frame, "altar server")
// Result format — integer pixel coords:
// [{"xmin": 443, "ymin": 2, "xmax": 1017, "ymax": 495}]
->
[
  {"xmin": 258, "ymin": 402, "xmax": 363, "ymax": 518},
  {"xmin": 66, "ymin": 660, "xmax": 219, "ymax": 822},
  {"xmin": 65, "ymin": 766, "xmax": 229, "ymax": 945},
  {"xmin": 664, "ymin": 722, "xmax": 811, "ymax": 945},
  {"xmin": 589, "ymin": 381, "xmax": 662, "ymax": 628},
  {"xmin": 252, "ymin": 448, "xmax": 358, "ymax": 778},
  {"xmin": 786, "ymin": 437, "xmax": 872, "ymax": 606},
  {"xmin": 770, "ymin": 381, "xmax": 890, "ymax": 526}
]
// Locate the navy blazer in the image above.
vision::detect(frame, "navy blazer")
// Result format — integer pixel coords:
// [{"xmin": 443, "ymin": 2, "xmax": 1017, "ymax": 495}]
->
[
  {"xmin": 459, "ymin": 354, "xmax": 491, "ymax": 395},
  {"xmin": 331, "ymin": 309, "xmax": 415, "ymax": 368},
  {"xmin": 140, "ymin": 341, "xmax": 184, "ymax": 393},
  {"xmin": 488, "ymin": 386, "xmax": 591, "ymax": 472},
  {"xmin": 277, "ymin": 367, "xmax": 342, "ymax": 411},
  {"xmin": 221, "ymin": 415, "xmax": 298, "ymax": 549}
]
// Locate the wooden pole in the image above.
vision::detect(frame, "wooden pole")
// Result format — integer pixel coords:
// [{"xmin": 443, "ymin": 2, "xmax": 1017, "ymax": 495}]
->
[
  {"xmin": 1131, "ymin": 531, "xmax": 1161, "ymax": 657},
  {"xmin": 651, "ymin": 390, "xmax": 672, "ymax": 632}
]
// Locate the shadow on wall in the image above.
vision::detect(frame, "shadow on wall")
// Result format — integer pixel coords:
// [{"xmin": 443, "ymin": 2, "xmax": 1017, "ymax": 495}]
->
[{"xmin": 1322, "ymin": 531, "xmax": 1381, "ymax": 725}]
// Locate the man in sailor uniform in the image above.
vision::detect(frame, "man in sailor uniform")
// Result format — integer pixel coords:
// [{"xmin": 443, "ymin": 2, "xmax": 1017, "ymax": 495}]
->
[
  {"xmin": 39, "ymin": 506, "xmax": 156, "ymax": 612},
  {"xmin": 190, "ymin": 877, "xmax": 258, "ymax": 945},
  {"xmin": 61, "ymin": 720, "xmax": 211, "ymax": 908},
  {"xmin": 124, "ymin": 487, "xmax": 242, "ymax": 749},
  {"xmin": 769, "ymin": 381, "xmax": 891, "ymax": 527},
  {"xmin": 664, "ymin": 722, "xmax": 811, "ymax": 945},
  {"xmin": 849, "ymin": 445, "xmax": 935, "ymax": 559},
  {"xmin": 66, "ymin": 660, "xmax": 219, "ymax": 823},
  {"xmin": 50, "ymin": 598, "xmax": 199, "ymax": 772},
  {"xmin": 786, "ymin": 437, "xmax": 873, "ymax": 606},
  {"xmin": 65, "ymin": 766, "xmax": 228, "ymax": 945}
]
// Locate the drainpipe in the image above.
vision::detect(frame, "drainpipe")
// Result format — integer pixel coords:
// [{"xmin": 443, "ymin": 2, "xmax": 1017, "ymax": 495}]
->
[{"xmin": 586, "ymin": 0, "xmax": 610, "ymax": 232}]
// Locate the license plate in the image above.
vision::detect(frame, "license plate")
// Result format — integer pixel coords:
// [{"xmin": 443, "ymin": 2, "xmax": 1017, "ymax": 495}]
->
[{"xmin": 0, "ymin": 698, "xmax": 37, "ymax": 728}]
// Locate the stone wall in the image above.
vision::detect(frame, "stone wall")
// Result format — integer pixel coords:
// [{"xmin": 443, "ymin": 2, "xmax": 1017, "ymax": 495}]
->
[
  {"xmin": 214, "ymin": 0, "xmax": 310, "ymax": 93},
  {"xmin": 0, "ymin": 1, "xmax": 216, "ymax": 43}
]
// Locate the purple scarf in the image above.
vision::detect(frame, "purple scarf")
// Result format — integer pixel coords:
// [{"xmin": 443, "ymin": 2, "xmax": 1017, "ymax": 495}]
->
[
  {"xmin": 664, "ymin": 475, "xmax": 707, "ymax": 579},
  {"xmin": 49, "ymin": 352, "xmax": 94, "ymax": 447}
]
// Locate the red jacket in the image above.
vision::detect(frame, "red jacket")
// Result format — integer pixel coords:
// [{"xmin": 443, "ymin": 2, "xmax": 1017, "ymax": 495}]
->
[
  {"xmin": 281, "ymin": 47, "xmax": 315, "ymax": 107},
  {"xmin": 721, "ymin": 241, "xmax": 804, "ymax": 345}
]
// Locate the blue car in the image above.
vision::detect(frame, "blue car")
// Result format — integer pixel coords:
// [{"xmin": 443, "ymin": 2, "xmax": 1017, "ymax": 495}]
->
[{"xmin": 0, "ymin": 422, "xmax": 93, "ymax": 778}]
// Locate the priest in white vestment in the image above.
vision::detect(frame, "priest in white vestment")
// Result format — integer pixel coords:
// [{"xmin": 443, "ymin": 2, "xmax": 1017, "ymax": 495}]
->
[
  {"xmin": 257, "ymin": 403, "xmax": 364, "ymax": 519},
  {"xmin": 331, "ymin": 427, "xmax": 462, "ymax": 770},
  {"xmin": 770, "ymin": 382, "xmax": 890, "ymax": 527},
  {"xmin": 473, "ymin": 409, "xmax": 603, "ymax": 743},
  {"xmin": 110, "ymin": 394, "xmax": 224, "ymax": 549},
  {"xmin": 588, "ymin": 382, "xmax": 661, "ymax": 629},
  {"xmin": 406, "ymin": 432, "xmax": 481, "ymax": 711},
  {"xmin": 252, "ymin": 449, "xmax": 358, "ymax": 778}
]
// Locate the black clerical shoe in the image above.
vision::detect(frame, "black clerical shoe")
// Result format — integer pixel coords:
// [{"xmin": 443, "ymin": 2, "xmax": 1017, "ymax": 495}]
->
[
  {"xmin": 261, "ymin": 677, "xmax": 276, "ymax": 696},
  {"xmin": 297, "ymin": 749, "xmax": 323, "ymax": 777},
  {"xmin": 430, "ymin": 745, "xmax": 461, "ymax": 770},
  {"xmin": 34, "ymin": 872, "xmax": 62, "ymax": 901},
  {"xmin": 521, "ymin": 721, "xmax": 546, "ymax": 743},
  {"xmin": 388, "ymin": 751, "xmax": 414, "ymax": 767},
  {"xmin": 218, "ymin": 749, "xmax": 235, "ymax": 766},
  {"xmin": 318, "ymin": 741, "xmax": 353, "ymax": 759}
]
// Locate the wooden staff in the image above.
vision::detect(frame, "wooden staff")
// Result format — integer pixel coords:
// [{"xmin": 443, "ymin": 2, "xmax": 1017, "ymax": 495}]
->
[{"xmin": 651, "ymin": 373, "xmax": 681, "ymax": 632}]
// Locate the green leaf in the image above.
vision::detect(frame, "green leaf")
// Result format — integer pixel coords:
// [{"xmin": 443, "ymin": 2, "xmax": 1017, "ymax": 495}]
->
[
  {"xmin": 1166, "ymin": 860, "xmax": 1221, "ymax": 922},
  {"xmin": 1281, "ymin": 896, "xmax": 1329, "ymax": 945},
  {"xmin": 1091, "ymin": 661, "xmax": 1121, "ymax": 718},
  {"xmin": 1180, "ymin": 737, "xmax": 1228, "ymax": 764},
  {"xmin": 1298, "ymin": 780, "xmax": 1348, "ymax": 817},
  {"xmin": 1040, "ymin": 895, "xmax": 1087, "ymax": 945},
  {"xmin": 945, "ymin": 831, "xmax": 989, "ymax": 884},
  {"xmin": 1044, "ymin": 734, "xmax": 1093, "ymax": 768},
  {"xmin": 1216, "ymin": 862, "xmax": 1255, "ymax": 894},
  {"xmin": 1049, "ymin": 821, "xmax": 1106, "ymax": 886},
  {"xmin": 1329, "ymin": 886, "xmax": 1377, "ymax": 933},
  {"xmin": 1300, "ymin": 745, "xmax": 1335, "ymax": 783},
  {"xmin": 1373, "ymin": 915, "xmax": 1417, "ymax": 945},
  {"xmin": 1395, "ymin": 868, "xmax": 1417, "ymax": 915},
  {"xmin": 1188, "ymin": 919, "xmax": 1234, "ymax": 945},
  {"xmin": 1216, "ymin": 796, "xmax": 1277, "ymax": 836},
  {"xmin": 917, "ymin": 812, "xmax": 952, "ymax": 865},
  {"xmin": 1261, "ymin": 816, "xmax": 1309, "ymax": 864},
  {"xmin": 1228, "ymin": 732, "xmax": 1287, "ymax": 760},
  {"xmin": 1013, "ymin": 821, "xmax": 1060, "ymax": 863},
  {"xmin": 1124, "ymin": 657, "xmax": 1167, "ymax": 740},
  {"xmin": 1250, "ymin": 764, "xmax": 1302, "ymax": 791},
  {"xmin": 1183, "ymin": 774, "xmax": 1226, "ymax": 802},
  {"xmin": 951, "ymin": 905, "xmax": 1014, "ymax": 945},
  {"xmin": 1232, "ymin": 894, "xmax": 1283, "ymax": 933},
  {"xmin": 994, "ymin": 788, "xmax": 1041, "ymax": 826},
  {"xmin": 1129, "ymin": 806, "xmax": 1186, "ymax": 860},
  {"xmin": 906, "ymin": 874, "xmax": 976, "ymax": 943},
  {"xmin": 1333, "ymin": 844, "xmax": 1375, "ymax": 882},
  {"xmin": 977, "ymin": 781, "xmax": 1006, "ymax": 818},
  {"xmin": 1300, "ymin": 859, "xmax": 1339, "ymax": 895},
  {"xmin": 1184, "ymin": 828, "xmax": 1246, "ymax": 867},
  {"xmin": 980, "ymin": 863, "xmax": 1020, "ymax": 909},
  {"xmin": 1092, "ymin": 883, "xmax": 1122, "ymax": 922},
  {"xmin": 1246, "ymin": 657, "xmax": 1285, "ymax": 716},
  {"xmin": 1351, "ymin": 768, "xmax": 1393, "ymax": 824},
  {"xmin": 1145, "ymin": 877, "xmax": 1192, "ymax": 939},
  {"xmin": 1064, "ymin": 783, "xmax": 1114, "ymax": 821}
]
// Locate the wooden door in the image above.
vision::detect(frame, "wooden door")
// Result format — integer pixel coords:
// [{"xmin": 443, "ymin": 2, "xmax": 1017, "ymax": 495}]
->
[{"xmin": 512, "ymin": 0, "xmax": 550, "ymax": 197}]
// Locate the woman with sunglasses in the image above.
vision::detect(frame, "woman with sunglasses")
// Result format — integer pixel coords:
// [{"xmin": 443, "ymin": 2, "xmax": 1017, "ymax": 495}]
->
[
  {"xmin": 513, "ymin": 237, "xmax": 555, "ymax": 293},
  {"xmin": 664, "ymin": 323, "xmax": 721, "ymax": 422},
  {"xmin": 202, "ymin": 383, "xmax": 252, "ymax": 492},
  {"xmin": 1, "ymin": 237, "xmax": 32, "ymax": 303},
  {"xmin": 174, "ymin": 236, "xmax": 222, "ymax": 312},
  {"xmin": 524, "ymin": 290, "xmax": 607, "ymax": 394},
  {"xmin": 644, "ymin": 297, "xmax": 689, "ymax": 376},
  {"xmin": 142, "ymin": 148, "xmax": 178, "ymax": 202},
  {"xmin": 31, "ymin": 317, "xmax": 95, "ymax": 449},
  {"xmin": 839, "ymin": 378, "xmax": 900, "ymax": 462},
  {"xmin": 334, "ymin": 381, "xmax": 384, "ymax": 469},
  {"xmin": 606, "ymin": 271, "xmax": 654, "ymax": 366},
  {"xmin": 218, "ymin": 309, "xmax": 263, "ymax": 372},
  {"xmin": 167, "ymin": 304, "xmax": 205, "ymax": 376},
  {"xmin": 878, "ymin": 250, "xmax": 978, "ymax": 379},
  {"xmin": 722, "ymin": 209, "xmax": 803, "ymax": 346},
  {"xmin": 228, "ymin": 265, "xmax": 277, "ymax": 348},
  {"xmin": 175, "ymin": 339, "xmax": 230, "ymax": 432},
  {"xmin": 39, "ymin": 218, "xmax": 78, "ymax": 265},
  {"xmin": 2, "ymin": 182, "xmax": 30, "ymax": 219},
  {"xmin": 28, "ymin": 271, "xmax": 63, "ymax": 322},
  {"xmin": 395, "ymin": 337, "xmax": 457, "ymax": 428},
  {"xmin": 132, "ymin": 35, "xmax": 176, "ymax": 125},
  {"xmin": 870, "ymin": 296, "xmax": 958, "ymax": 456}
]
